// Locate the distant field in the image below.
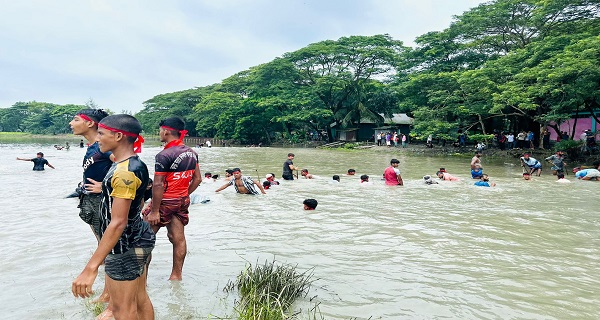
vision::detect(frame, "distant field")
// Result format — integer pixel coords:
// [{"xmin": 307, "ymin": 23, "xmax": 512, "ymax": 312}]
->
[{"xmin": 0, "ymin": 132, "xmax": 161, "ymax": 145}]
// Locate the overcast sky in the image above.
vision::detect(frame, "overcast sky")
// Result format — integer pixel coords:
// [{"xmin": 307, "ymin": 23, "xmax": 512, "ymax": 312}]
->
[{"xmin": 0, "ymin": 0, "xmax": 486, "ymax": 113}]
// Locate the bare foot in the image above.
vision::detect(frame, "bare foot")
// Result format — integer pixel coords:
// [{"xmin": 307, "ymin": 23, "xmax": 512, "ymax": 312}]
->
[
  {"xmin": 95, "ymin": 307, "xmax": 114, "ymax": 320},
  {"xmin": 91, "ymin": 291, "xmax": 110, "ymax": 304},
  {"xmin": 169, "ymin": 274, "xmax": 182, "ymax": 281}
]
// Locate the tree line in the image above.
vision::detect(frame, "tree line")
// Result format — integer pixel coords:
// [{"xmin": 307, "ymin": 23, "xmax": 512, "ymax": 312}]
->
[{"xmin": 2, "ymin": 0, "xmax": 599, "ymax": 145}]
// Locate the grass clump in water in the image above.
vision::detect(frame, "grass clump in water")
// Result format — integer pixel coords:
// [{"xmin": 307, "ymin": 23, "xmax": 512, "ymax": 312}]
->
[{"xmin": 225, "ymin": 259, "xmax": 315, "ymax": 320}]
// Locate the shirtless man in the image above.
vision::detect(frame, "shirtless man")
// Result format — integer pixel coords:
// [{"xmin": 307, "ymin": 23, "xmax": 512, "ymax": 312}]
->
[
  {"xmin": 436, "ymin": 171, "xmax": 460, "ymax": 181},
  {"xmin": 301, "ymin": 169, "xmax": 314, "ymax": 179},
  {"xmin": 470, "ymin": 152, "xmax": 482, "ymax": 170},
  {"xmin": 215, "ymin": 168, "xmax": 266, "ymax": 194}
]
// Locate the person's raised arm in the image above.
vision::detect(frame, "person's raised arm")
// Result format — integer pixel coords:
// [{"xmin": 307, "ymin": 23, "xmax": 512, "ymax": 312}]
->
[
  {"xmin": 46, "ymin": 162, "xmax": 55, "ymax": 169},
  {"xmin": 16, "ymin": 157, "xmax": 31, "ymax": 161},
  {"xmin": 72, "ymin": 197, "xmax": 131, "ymax": 298},
  {"xmin": 146, "ymin": 175, "xmax": 166, "ymax": 226},
  {"xmin": 188, "ymin": 164, "xmax": 201, "ymax": 195}
]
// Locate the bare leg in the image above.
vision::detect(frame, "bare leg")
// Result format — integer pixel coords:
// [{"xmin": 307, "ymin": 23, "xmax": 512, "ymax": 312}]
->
[
  {"xmin": 166, "ymin": 218, "xmax": 186, "ymax": 281},
  {"xmin": 137, "ymin": 265, "xmax": 154, "ymax": 320},
  {"xmin": 106, "ymin": 275, "xmax": 141, "ymax": 320}
]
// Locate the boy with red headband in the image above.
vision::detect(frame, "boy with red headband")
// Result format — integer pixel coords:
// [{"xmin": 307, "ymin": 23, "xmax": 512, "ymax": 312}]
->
[
  {"xmin": 143, "ymin": 116, "xmax": 201, "ymax": 281},
  {"xmin": 72, "ymin": 114, "xmax": 155, "ymax": 319}
]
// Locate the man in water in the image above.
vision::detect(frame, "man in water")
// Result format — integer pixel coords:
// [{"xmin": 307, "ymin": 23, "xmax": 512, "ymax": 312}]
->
[
  {"xmin": 574, "ymin": 167, "xmax": 600, "ymax": 180},
  {"xmin": 474, "ymin": 174, "xmax": 496, "ymax": 187},
  {"xmin": 384, "ymin": 159, "xmax": 403, "ymax": 186},
  {"xmin": 69, "ymin": 108, "xmax": 114, "ymax": 314},
  {"xmin": 16, "ymin": 152, "xmax": 55, "ymax": 170},
  {"xmin": 282, "ymin": 153, "xmax": 298, "ymax": 180},
  {"xmin": 470, "ymin": 151, "xmax": 482, "ymax": 170},
  {"xmin": 71, "ymin": 114, "xmax": 155, "ymax": 319},
  {"xmin": 301, "ymin": 169, "xmax": 314, "ymax": 179},
  {"xmin": 520, "ymin": 153, "xmax": 542, "ymax": 176},
  {"xmin": 436, "ymin": 171, "xmax": 460, "ymax": 181},
  {"xmin": 331, "ymin": 175, "xmax": 340, "ymax": 183},
  {"xmin": 545, "ymin": 151, "xmax": 567, "ymax": 175},
  {"xmin": 347, "ymin": 169, "xmax": 356, "ymax": 176},
  {"xmin": 215, "ymin": 168, "xmax": 266, "ymax": 194},
  {"xmin": 522, "ymin": 172, "xmax": 532, "ymax": 180},
  {"xmin": 303, "ymin": 199, "xmax": 318, "ymax": 210},
  {"xmin": 144, "ymin": 117, "xmax": 202, "ymax": 281},
  {"xmin": 556, "ymin": 173, "xmax": 571, "ymax": 183},
  {"xmin": 265, "ymin": 173, "xmax": 280, "ymax": 185}
]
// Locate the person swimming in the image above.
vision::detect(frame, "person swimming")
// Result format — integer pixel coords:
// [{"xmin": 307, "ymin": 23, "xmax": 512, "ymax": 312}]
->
[{"xmin": 303, "ymin": 199, "xmax": 318, "ymax": 210}]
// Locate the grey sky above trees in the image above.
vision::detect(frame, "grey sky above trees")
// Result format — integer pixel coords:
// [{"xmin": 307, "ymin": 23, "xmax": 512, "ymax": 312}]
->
[{"xmin": 0, "ymin": 0, "xmax": 486, "ymax": 112}]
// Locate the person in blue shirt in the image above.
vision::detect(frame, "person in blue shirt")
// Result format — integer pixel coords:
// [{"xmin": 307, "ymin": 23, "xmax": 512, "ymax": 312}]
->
[
  {"xmin": 474, "ymin": 174, "xmax": 496, "ymax": 187},
  {"xmin": 520, "ymin": 153, "xmax": 542, "ymax": 176}
]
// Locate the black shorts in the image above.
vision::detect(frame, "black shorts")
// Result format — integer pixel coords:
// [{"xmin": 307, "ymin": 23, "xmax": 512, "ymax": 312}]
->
[
  {"xmin": 105, "ymin": 246, "xmax": 153, "ymax": 281},
  {"xmin": 78, "ymin": 193, "xmax": 102, "ymax": 236},
  {"xmin": 282, "ymin": 173, "xmax": 294, "ymax": 180}
]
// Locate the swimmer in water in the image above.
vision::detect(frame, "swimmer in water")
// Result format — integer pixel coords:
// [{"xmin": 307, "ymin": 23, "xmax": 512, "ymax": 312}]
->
[{"xmin": 303, "ymin": 199, "xmax": 318, "ymax": 210}]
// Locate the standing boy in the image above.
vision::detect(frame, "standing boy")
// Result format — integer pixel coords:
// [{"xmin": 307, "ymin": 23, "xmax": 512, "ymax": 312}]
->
[
  {"xmin": 16, "ymin": 152, "xmax": 55, "ymax": 170},
  {"xmin": 282, "ymin": 153, "xmax": 298, "ymax": 180},
  {"xmin": 144, "ymin": 117, "xmax": 201, "ymax": 281},
  {"xmin": 72, "ymin": 114, "xmax": 155, "ymax": 320}
]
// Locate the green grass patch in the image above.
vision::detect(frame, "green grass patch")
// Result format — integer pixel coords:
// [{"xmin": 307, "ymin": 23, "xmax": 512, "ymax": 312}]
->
[{"xmin": 224, "ymin": 259, "xmax": 315, "ymax": 320}]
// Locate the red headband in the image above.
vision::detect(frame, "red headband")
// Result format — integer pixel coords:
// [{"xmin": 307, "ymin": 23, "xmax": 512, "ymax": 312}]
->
[
  {"xmin": 161, "ymin": 125, "xmax": 188, "ymax": 142},
  {"xmin": 77, "ymin": 114, "xmax": 94, "ymax": 122},
  {"xmin": 98, "ymin": 123, "xmax": 144, "ymax": 153}
]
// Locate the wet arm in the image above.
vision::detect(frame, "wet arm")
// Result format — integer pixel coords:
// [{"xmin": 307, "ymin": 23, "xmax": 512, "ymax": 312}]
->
[
  {"xmin": 397, "ymin": 174, "xmax": 404, "ymax": 186},
  {"xmin": 188, "ymin": 165, "xmax": 201, "ymax": 194},
  {"xmin": 255, "ymin": 180, "xmax": 266, "ymax": 194},
  {"xmin": 47, "ymin": 162, "xmax": 55, "ymax": 169},
  {"xmin": 214, "ymin": 182, "xmax": 230, "ymax": 193},
  {"xmin": 16, "ymin": 157, "xmax": 31, "ymax": 161}
]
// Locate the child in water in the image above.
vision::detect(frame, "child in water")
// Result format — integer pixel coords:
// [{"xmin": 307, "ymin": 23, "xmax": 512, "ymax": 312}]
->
[{"xmin": 303, "ymin": 199, "xmax": 318, "ymax": 210}]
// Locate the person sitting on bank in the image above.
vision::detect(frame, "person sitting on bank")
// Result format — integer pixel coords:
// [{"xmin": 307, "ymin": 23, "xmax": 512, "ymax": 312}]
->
[
  {"xmin": 301, "ymin": 169, "xmax": 314, "ymax": 179},
  {"xmin": 520, "ymin": 153, "xmax": 542, "ymax": 176},
  {"xmin": 17, "ymin": 152, "xmax": 56, "ymax": 171},
  {"xmin": 303, "ymin": 199, "xmax": 318, "ymax": 210},
  {"xmin": 215, "ymin": 168, "xmax": 266, "ymax": 194},
  {"xmin": 474, "ymin": 174, "xmax": 496, "ymax": 187}
]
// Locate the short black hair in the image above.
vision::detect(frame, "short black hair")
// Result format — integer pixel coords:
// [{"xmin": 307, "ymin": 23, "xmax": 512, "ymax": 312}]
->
[
  {"xmin": 212, "ymin": 174, "xmax": 219, "ymax": 179},
  {"xmin": 288, "ymin": 153, "xmax": 295, "ymax": 157},
  {"xmin": 76, "ymin": 108, "xmax": 109, "ymax": 123},
  {"xmin": 347, "ymin": 169, "xmax": 355, "ymax": 173},
  {"xmin": 332, "ymin": 175, "xmax": 340, "ymax": 181},
  {"xmin": 205, "ymin": 172, "xmax": 212, "ymax": 177},
  {"xmin": 232, "ymin": 168, "xmax": 241, "ymax": 173},
  {"xmin": 99, "ymin": 114, "xmax": 142, "ymax": 144},
  {"xmin": 360, "ymin": 174, "xmax": 369, "ymax": 181},
  {"xmin": 37, "ymin": 152, "xmax": 44, "ymax": 157},
  {"xmin": 301, "ymin": 169, "xmax": 308, "ymax": 173},
  {"xmin": 557, "ymin": 173, "xmax": 565, "ymax": 179},
  {"xmin": 303, "ymin": 198, "xmax": 318, "ymax": 209},
  {"xmin": 390, "ymin": 159, "xmax": 400, "ymax": 164},
  {"xmin": 226, "ymin": 169, "xmax": 234, "ymax": 175},
  {"xmin": 159, "ymin": 116, "xmax": 185, "ymax": 136}
]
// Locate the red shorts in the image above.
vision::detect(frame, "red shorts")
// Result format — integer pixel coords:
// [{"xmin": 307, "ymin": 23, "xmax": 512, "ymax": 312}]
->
[{"xmin": 142, "ymin": 196, "xmax": 190, "ymax": 226}]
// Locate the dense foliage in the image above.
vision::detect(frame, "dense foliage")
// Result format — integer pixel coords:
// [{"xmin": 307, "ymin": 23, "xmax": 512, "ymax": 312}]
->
[{"xmin": 1, "ymin": 0, "xmax": 598, "ymax": 144}]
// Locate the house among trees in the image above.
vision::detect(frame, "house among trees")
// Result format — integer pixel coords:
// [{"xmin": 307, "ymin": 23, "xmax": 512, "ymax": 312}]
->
[{"xmin": 333, "ymin": 113, "xmax": 413, "ymax": 142}]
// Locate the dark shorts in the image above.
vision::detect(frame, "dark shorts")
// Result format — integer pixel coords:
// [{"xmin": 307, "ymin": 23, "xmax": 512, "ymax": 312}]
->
[
  {"xmin": 105, "ymin": 246, "xmax": 153, "ymax": 281},
  {"xmin": 142, "ymin": 196, "xmax": 190, "ymax": 227},
  {"xmin": 78, "ymin": 193, "xmax": 102, "ymax": 236},
  {"xmin": 282, "ymin": 173, "xmax": 294, "ymax": 180}
]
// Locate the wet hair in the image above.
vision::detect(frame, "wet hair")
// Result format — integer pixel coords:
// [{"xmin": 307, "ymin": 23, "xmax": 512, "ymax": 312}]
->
[
  {"xmin": 37, "ymin": 152, "xmax": 44, "ymax": 157},
  {"xmin": 360, "ymin": 174, "xmax": 369, "ymax": 182},
  {"xmin": 225, "ymin": 169, "xmax": 234, "ymax": 175},
  {"xmin": 523, "ymin": 172, "xmax": 531, "ymax": 176},
  {"xmin": 270, "ymin": 173, "xmax": 276, "ymax": 178},
  {"xmin": 303, "ymin": 198, "xmax": 318, "ymax": 209},
  {"xmin": 204, "ymin": 172, "xmax": 212, "ymax": 177},
  {"xmin": 212, "ymin": 174, "xmax": 219, "ymax": 179},
  {"xmin": 557, "ymin": 173, "xmax": 565, "ymax": 179},
  {"xmin": 232, "ymin": 167, "xmax": 241, "ymax": 173},
  {"xmin": 76, "ymin": 108, "xmax": 109, "ymax": 123},
  {"xmin": 481, "ymin": 174, "xmax": 489, "ymax": 181},
  {"xmin": 288, "ymin": 153, "xmax": 295, "ymax": 157},
  {"xmin": 262, "ymin": 181, "xmax": 271, "ymax": 189},
  {"xmin": 332, "ymin": 175, "xmax": 340, "ymax": 181},
  {"xmin": 301, "ymin": 169, "xmax": 308, "ymax": 173},
  {"xmin": 99, "ymin": 114, "xmax": 142, "ymax": 144},
  {"xmin": 347, "ymin": 169, "xmax": 356, "ymax": 173},
  {"xmin": 436, "ymin": 171, "xmax": 443, "ymax": 177},
  {"xmin": 390, "ymin": 159, "xmax": 400, "ymax": 165}
]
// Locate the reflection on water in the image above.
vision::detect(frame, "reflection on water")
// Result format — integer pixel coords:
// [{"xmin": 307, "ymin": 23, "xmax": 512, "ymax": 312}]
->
[{"xmin": 1, "ymin": 144, "xmax": 599, "ymax": 319}]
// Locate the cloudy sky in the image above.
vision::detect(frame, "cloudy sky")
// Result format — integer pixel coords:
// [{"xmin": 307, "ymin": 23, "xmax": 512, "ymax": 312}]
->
[{"xmin": 0, "ymin": 0, "xmax": 486, "ymax": 113}]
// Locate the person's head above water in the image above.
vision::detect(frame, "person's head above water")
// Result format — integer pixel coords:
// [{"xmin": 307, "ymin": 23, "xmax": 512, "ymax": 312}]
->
[
  {"xmin": 347, "ymin": 169, "xmax": 356, "ymax": 175},
  {"xmin": 557, "ymin": 173, "xmax": 565, "ymax": 179},
  {"xmin": 303, "ymin": 198, "xmax": 318, "ymax": 210},
  {"xmin": 481, "ymin": 174, "xmax": 490, "ymax": 182},
  {"xmin": 523, "ymin": 172, "xmax": 531, "ymax": 180},
  {"xmin": 436, "ymin": 171, "xmax": 444, "ymax": 179},
  {"xmin": 332, "ymin": 175, "xmax": 340, "ymax": 182},
  {"xmin": 360, "ymin": 174, "xmax": 369, "ymax": 182}
]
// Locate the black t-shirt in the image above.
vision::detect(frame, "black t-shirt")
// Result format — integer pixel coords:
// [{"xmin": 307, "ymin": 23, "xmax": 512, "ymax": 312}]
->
[
  {"xmin": 283, "ymin": 159, "xmax": 293, "ymax": 176},
  {"xmin": 31, "ymin": 158, "xmax": 48, "ymax": 171}
]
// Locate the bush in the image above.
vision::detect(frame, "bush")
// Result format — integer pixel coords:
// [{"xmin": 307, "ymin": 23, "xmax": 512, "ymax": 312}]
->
[{"xmin": 553, "ymin": 139, "xmax": 582, "ymax": 152}]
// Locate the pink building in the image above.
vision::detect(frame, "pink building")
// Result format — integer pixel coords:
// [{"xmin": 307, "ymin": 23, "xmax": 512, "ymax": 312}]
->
[{"xmin": 550, "ymin": 115, "xmax": 599, "ymax": 140}]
